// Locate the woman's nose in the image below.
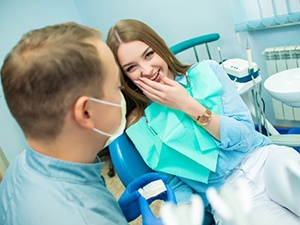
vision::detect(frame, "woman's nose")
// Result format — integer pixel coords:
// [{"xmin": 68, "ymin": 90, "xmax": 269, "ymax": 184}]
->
[{"xmin": 140, "ymin": 64, "xmax": 153, "ymax": 78}]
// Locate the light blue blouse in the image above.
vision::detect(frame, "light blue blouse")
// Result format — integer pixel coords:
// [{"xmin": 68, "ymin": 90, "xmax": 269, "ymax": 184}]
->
[
  {"xmin": 0, "ymin": 147, "xmax": 128, "ymax": 225},
  {"xmin": 167, "ymin": 60, "xmax": 272, "ymax": 207}
]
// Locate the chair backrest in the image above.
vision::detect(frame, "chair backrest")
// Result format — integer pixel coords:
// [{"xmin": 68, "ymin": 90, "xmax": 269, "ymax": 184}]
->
[
  {"xmin": 109, "ymin": 132, "xmax": 153, "ymax": 187},
  {"xmin": 170, "ymin": 33, "xmax": 220, "ymax": 62}
]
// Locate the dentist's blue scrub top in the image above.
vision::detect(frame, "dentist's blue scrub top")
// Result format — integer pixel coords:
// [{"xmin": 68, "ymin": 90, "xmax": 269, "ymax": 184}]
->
[{"xmin": 0, "ymin": 147, "xmax": 128, "ymax": 225}]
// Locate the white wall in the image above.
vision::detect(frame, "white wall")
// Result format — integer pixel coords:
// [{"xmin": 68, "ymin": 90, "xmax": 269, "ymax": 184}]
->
[
  {"xmin": 74, "ymin": 0, "xmax": 246, "ymax": 60},
  {"xmin": 0, "ymin": 0, "xmax": 82, "ymax": 162}
]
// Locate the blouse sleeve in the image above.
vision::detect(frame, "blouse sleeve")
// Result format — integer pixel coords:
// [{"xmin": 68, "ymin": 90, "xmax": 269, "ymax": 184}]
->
[{"xmin": 207, "ymin": 60, "xmax": 258, "ymax": 151}]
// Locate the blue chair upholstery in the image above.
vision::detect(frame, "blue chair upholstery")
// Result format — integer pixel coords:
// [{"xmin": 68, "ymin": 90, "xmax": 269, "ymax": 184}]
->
[
  {"xmin": 109, "ymin": 132, "xmax": 153, "ymax": 187},
  {"xmin": 109, "ymin": 132, "xmax": 215, "ymax": 225}
]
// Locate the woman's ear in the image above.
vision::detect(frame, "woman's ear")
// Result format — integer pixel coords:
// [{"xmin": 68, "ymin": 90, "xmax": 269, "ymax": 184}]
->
[{"xmin": 73, "ymin": 96, "xmax": 94, "ymax": 129}]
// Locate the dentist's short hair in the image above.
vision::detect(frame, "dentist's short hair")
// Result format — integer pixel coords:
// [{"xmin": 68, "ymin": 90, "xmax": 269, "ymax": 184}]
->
[{"xmin": 1, "ymin": 22, "xmax": 103, "ymax": 140}]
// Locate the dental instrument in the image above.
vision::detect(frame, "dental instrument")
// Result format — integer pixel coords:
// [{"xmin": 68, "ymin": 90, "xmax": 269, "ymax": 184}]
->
[
  {"xmin": 246, "ymin": 39, "xmax": 253, "ymax": 69},
  {"xmin": 218, "ymin": 46, "xmax": 225, "ymax": 69},
  {"xmin": 206, "ymin": 187, "xmax": 233, "ymax": 221},
  {"xmin": 206, "ymin": 182, "xmax": 253, "ymax": 225},
  {"xmin": 160, "ymin": 194, "xmax": 204, "ymax": 225}
]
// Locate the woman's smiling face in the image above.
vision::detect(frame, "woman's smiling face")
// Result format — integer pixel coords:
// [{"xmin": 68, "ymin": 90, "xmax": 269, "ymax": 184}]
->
[{"xmin": 117, "ymin": 40, "xmax": 174, "ymax": 83}]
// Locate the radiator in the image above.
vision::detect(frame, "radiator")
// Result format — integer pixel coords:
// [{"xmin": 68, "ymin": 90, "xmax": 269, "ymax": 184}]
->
[{"xmin": 262, "ymin": 45, "xmax": 300, "ymax": 121}]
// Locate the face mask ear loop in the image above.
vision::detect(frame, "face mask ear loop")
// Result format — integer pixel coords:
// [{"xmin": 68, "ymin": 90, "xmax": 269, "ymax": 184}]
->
[
  {"xmin": 89, "ymin": 97, "xmax": 122, "ymax": 107},
  {"xmin": 92, "ymin": 128, "xmax": 112, "ymax": 137},
  {"xmin": 89, "ymin": 94, "xmax": 126, "ymax": 149}
]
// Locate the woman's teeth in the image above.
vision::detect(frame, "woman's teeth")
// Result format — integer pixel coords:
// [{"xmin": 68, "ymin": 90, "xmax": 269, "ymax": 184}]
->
[{"xmin": 151, "ymin": 71, "xmax": 159, "ymax": 81}]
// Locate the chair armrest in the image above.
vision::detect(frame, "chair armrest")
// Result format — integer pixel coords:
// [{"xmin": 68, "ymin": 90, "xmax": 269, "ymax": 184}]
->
[{"xmin": 268, "ymin": 134, "xmax": 300, "ymax": 147}]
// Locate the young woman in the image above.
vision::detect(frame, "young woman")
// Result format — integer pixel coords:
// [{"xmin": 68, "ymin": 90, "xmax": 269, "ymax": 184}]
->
[{"xmin": 107, "ymin": 19, "xmax": 300, "ymax": 224}]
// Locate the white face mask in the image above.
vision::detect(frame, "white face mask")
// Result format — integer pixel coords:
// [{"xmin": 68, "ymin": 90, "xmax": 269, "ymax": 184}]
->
[{"xmin": 89, "ymin": 94, "xmax": 126, "ymax": 149}]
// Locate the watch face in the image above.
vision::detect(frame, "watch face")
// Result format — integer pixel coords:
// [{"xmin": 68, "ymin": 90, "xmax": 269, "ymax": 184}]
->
[
  {"xmin": 199, "ymin": 115, "xmax": 209, "ymax": 124},
  {"xmin": 196, "ymin": 109, "xmax": 211, "ymax": 126}
]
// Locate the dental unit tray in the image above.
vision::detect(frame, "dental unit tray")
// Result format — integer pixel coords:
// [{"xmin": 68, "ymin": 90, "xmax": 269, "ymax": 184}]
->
[
  {"xmin": 222, "ymin": 58, "xmax": 261, "ymax": 95},
  {"xmin": 223, "ymin": 58, "xmax": 259, "ymax": 82}
]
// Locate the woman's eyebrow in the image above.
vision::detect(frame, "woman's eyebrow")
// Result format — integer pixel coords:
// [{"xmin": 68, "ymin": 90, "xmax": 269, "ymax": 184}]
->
[{"xmin": 142, "ymin": 47, "xmax": 151, "ymax": 57}]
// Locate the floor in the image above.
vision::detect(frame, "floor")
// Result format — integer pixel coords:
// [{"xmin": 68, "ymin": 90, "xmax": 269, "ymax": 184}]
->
[{"xmin": 101, "ymin": 156, "xmax": 162, "ymax": 225}]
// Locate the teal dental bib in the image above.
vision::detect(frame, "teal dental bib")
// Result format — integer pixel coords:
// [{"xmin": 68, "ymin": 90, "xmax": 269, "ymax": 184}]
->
[{"xmin": 126, "ymin": 61, "xmax": 223, "ymax": 183}]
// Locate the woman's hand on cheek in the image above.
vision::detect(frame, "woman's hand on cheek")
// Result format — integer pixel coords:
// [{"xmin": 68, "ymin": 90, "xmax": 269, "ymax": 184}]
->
[{"xmin": 134, "ymin": 75, "xmax": 191, "ymax": 111}]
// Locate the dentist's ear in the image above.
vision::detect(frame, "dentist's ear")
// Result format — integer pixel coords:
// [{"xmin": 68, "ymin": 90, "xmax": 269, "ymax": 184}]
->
[{"xmin": 73, "ymin": 96, "xmax": 94, "ymax": 129}]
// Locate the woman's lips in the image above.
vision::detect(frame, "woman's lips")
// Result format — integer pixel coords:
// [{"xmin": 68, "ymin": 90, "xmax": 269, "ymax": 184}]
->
[{"xmin": 151, "ymin": 70, "xmax": 161, "ymax": 82}]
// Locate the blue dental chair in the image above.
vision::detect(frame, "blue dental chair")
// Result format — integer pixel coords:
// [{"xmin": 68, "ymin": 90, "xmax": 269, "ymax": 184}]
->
[
  {"xmin": 109, "ymin": 132, "xmax": 215, "ymax": 225},
  {"xmin": 109, "ymin": 132, "xmax": 152, "ymax": 187}
]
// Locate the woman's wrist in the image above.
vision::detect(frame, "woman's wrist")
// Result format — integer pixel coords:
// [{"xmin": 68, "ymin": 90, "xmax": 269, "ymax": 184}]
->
[
  {"xmin": 183, "ymin": 97, "xmax": 207, "ymax": 121},
  {"xmin": 184, "ymin": 98, "xmax": 220, "ymax": 140}
]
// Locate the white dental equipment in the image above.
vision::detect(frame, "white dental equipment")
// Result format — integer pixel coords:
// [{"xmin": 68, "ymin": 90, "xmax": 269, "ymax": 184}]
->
[
  {"xmin": 160, "ymin": 194, "xmax": 204, "ymax": 225},
  {"xmin": 264, "ymin": 68, "xmax": 300, "ymax": 108},
  {"xmin": 206, "ymin": 182, "xmax": 253, "ymax": 225},
  {"xmin": 223, "ymin": 58, "xmax": 260, "ymax": 95},
  {"xmin": 222, "ymin": 39, "xmax": 271, "ymax": 135},
  {"xmin": 222, "ymin": 58, "xmax": 271, "ymax": 135},
  {"xmin": 138, "ymin": 179, "xmax": 167, "ymax": 200},
  {"xmin": 223, "ymin": 58, "xmax": 300, "ymax": 146},
  {"xmin": 246, "ymin": 39, "xmax": 253, "ymax": 70}
]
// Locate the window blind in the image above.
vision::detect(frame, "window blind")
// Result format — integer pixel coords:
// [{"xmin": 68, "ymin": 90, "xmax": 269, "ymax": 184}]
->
[{"xmin": 229, "ymin": 0, "xmax": 300, "ymax": 32}]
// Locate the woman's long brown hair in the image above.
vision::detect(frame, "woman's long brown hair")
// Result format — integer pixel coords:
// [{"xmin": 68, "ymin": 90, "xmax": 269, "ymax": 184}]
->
[{"xmin": 107, "ymin": 19, "xmax": 191, "ymax": 126}]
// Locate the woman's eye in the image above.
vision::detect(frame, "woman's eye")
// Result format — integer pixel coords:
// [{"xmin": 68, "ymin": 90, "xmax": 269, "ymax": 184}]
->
[
  {"xmin": 126, "ymin": 65, "xmax": 135, "ymax": 73},
  {"xmin": 145, "ymin": 50, "xmax": 154, "ymax": 59}
]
